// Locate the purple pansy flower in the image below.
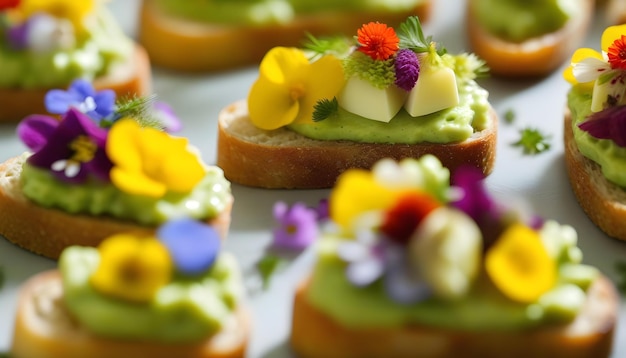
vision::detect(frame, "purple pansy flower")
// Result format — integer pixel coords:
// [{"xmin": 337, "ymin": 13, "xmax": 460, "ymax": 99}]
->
[
  {"xmin": 337, "ymin": 230, "xmax": 432, "ymax": 304},
  {"xmin": 45, "ymin": 79, "xmax": 115, "ymax": 122},
  {"xmin": 158, "ymin": 218, "xmax": 221, "ymax": 276},
  {"xmin": 579, "ymin": 105, "xmax": 626, "ymax": 147},
  {"xmin": 24, "ymin": 108, "xmax": 112, "ymax": 183},
  {"xmin": 153, "ymin": 101, "xmax": 182, "ymax": 133},
  {"xmin": 394, "ymin": 48, "xmax": 420, "ymax": 91},
  {"xmin": 272, "ymin": 201, "xmax": 318, "ymax": 250}
]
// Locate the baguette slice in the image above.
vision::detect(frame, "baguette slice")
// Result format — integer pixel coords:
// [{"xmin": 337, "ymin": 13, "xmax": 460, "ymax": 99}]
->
[
  {"xmin": 564, "ymin": 110, "xmax": 626, "ymax": 241},
  {"xmin": 290, "ymin": 275, "xmax": 617, "ymax": 358},
  {"xmin": 0, "ymin": 44, "xmax": 152, "ymax": 123},
  {"xmin": 0, "ymin": 155, "xmax": 233, "ymax": 260},
  {"xmin": 11, "ymin": 270, "xmax": 249, "ymax": 358},
  {"xmin": 138, "ymin": 0, "xmax": 433, "ymax": 72},
  {"xmin": 466, "ymin": 0, "xmax": 594, "ymax": 77},
  {"xmin": 606, "ymin": 0, "xmax": 626, "ymax": 25},
  {"xmin": 217, "ymin": 100, "xmax": 497, "ymax": 189}
]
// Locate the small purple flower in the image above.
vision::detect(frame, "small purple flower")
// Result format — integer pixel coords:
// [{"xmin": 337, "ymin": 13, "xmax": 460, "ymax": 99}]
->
[
  {"xmin": 337, "ymin": 229, "xmax": 386, "ymax": 287},
  {"xmin": 25, "ymin": 108, "xmax": 112, "ymax": 183},
  {"xmin": 153, "ymin": 101, "xmax": 182, "ymax": 133},
  {"xmin": 394, "ymin": 49, "xmax": 420, "ymax": 91},
  {"xmin": 6, "ymin": 14, "xmax": 75, "ymax": 52},
  {"xmin": 6, "ymin": 22, "xmax": 28, "ymax": 50},
  {"xmin": 272, "ymin": 201, "xmax": 318, "ymax": 250},
  {"xmin": 579, "ymin": 105, "xmax": 626, "ymax": 147},
  {"xmin": 157, "ymin": 218, "xmax": 221, "ymax": 276},
  {"xmin": 45, "ymin": 79, "xmax": 115, "ymax": 122},
  {"xmin": 383, "ymin": 245, "xmax": 432, "ymax": 304},
  {"xmin": 314, "ymin": 198, "xmax": 329, "ymax": 221}
]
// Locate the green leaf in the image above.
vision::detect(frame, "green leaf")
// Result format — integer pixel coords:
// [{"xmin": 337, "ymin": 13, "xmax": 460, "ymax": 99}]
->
[
  {"xmin": 397, "ymin": 16, "xmax": 446, "ymax": 55},
  {"xmin": 302, "ymin": 33, "xmax": 352, "ymax": 61},
  {"xmin": 257, "ymin": 254, "xmax": 286, "ymax": 290},
  {"xmin": 512, "ymin": 127, "xmax": 551, "ymax": 155},
  {"xmin": 104, "ymin": 94, "xmax": 164, "ymax": 130},
  {"xmin": 504, "ymin": 109, "xmax": 516, "ymax": 124},
  {"xmin": 312, "ymin": 97, "xmax": 339, "ymax": 122}
]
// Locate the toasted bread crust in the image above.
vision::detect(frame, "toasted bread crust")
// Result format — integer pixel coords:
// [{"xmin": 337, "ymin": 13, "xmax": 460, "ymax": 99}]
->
[
  {"xmin": 0, "ymin": 156, "xmax": 232, "ymax": 260},
  {"xmin": 0, "ymin": 45, "xmax": 152, "ymax": 123},
  {"xmin": 290, "ymin": 275, "xmax": 617, "ymax": 358},
  {"xmin": 466, "ymin": 0, "xmax": 594, "ymax": 77},
  {"xmin": 138, "ymin": 0, "xmax": 433, "ymax": 72},
  {"xmin": 11, "ymin": 270, "xmax": 249, "ymax": 358},
  {"xmin": 564, "ymin": 110, "xmax": 626, "ymax": 241},
  {"xmin": 216, "ymin": 100, "xmax": 497, "ymax": 189}
]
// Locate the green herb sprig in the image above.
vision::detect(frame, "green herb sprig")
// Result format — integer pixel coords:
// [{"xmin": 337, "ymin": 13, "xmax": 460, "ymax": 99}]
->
[
  {"xmin": 313, "ymin": 97, "xmax": 339, "ymax": 122},
  {"xmin": 512, "ymin": 127, "xmax": 551, "ymax": 155}
]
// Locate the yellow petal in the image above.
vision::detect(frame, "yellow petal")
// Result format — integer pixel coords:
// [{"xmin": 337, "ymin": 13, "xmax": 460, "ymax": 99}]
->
[
  {"xmin": 106, "ymin": 118, "xmax": 142, "ymax": 171},
  {"xmin": 91, "ymin": 235, "xmax": 172, "ymax": 303},
  {"xmin": 563, "ymin": 48, "xmax": 603, "ymax": 85},
  {"xmin": 295, "ymin": 55, "xmax": 346, "ymax": 124},
  {"xmin": 601, "ymin": 24, "xmax": 626, "ymax": 52},
  {"xmin": 110, "ymin": 166, "xmax": 167, "ymax": 198},
  {"xmin": 248, "ymin": 75, "xmax": 300, "ymax": 130},
  {"xmin": 485, "ymin": 224, "xmax": 556, "ymax": 303},
  {"xmin": 330, "ymin": 169, "xmax": 402, "ymax": 230},
  {"xmin": 259, "ymin": 47, "xmax": 310, "ymax": 83}
]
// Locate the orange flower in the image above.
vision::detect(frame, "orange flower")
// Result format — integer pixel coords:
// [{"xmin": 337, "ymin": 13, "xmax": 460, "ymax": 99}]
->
[
  {"xmin": 357, "ymin": 22, "xmax": 399, "ymax": 61},
  {"xmin": 607, "ymin": 34, "xmax": 626, "ymax": 70}
]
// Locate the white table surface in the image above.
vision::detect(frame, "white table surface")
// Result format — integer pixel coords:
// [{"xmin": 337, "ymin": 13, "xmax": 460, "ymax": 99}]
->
[{"xmin": 1, "ymin": 0, "xmax": 625, "ymax": 356}]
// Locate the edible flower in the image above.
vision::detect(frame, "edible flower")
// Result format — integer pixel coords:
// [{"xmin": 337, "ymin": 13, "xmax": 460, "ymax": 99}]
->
[
  {"xmin": 0, "ymin": 0, "xmax": 20, "ymax": 10},
  {"xmin": 106, "ymin": 119, "xmax": 205, "ymax": 198},
  {"xmin": 356, "ymin": 22, "xmax": 399, "ymax": 61},
  {"xmin": 272, "ymin": 201, "xmax": 319, "ymax": 251},
  {"xmin": 248, "ymin": 46, "xmax": 344, "ymax": 130},
  {"xmin": 394, "ymin": 48, "xmax": 420, "ymax": 91},
  {"xmin": 15, "ymin": 0, "xmax": 94, "ymax": 32},
  {"xmin": 579, "ymin": 105, "xmax": 626, "ymax": 147},
  {"xmin": 45, "ymin": 79, "xmax": 115, "ymax": 122},
  {"xmin": 485, "ymin": 223, "xmax": 556, "ymax": 303},
  {"xmin": 19, "ymin": 108, "xmax": 112, "ymax": 183},
  {"xmin": 337, "ymin": 229, "xmax": 387, "ymax": 287},
  {"xmin": 564, "ymin": 24, "xmax": 626, "ymax": 110},
  {"xmin": 157, "ymin": 218, "xmax": 220, "ymax": 276},
  {"xmin": 90, "ymin": 233, "xmax": 172, "ymax": 303},
  {"xmin": 380, "ymin": 191, "xmax": 440, "ymax": 245}
]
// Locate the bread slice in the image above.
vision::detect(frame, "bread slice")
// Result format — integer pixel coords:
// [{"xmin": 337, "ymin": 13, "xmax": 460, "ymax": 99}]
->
[
  {"xmin": 138, "ymin": 0, "xmax": 433, "ymax": 72},
  {"xmin": 11, "ymin": 270, "xmax": 249, "ymax": 358},
  {"xmin": 606, "ymin": 0, "xmax": 626, "ymax": 25},
  {"xmin": 290, "ymin": 274, "xmax": 617, "ymax": 358},
  {"xmin": 0, "ymin": 44, "xmax": 152, "ymax": 123},
  {"xmin": 0, "ymin": 155, "xmax": 233, "ymax": 260},
  {"xmin": 564, "ymin": 110, "xmax": 626, "ymax": 241},
  {"xmin": 466, "ymin": 0, "xmax": 594, "ymax": 77},
  {"xmin": 216, "ymin": 100, "xmax": 497, "ymax": 189}
]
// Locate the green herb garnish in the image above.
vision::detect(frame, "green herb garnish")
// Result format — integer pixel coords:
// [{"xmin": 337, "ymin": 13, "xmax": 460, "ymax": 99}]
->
[
  {"xmin": 397, "ymin": 16, "xmax": 445, "ymax": 55},
  {"xmin": 312, "ymin": 97, "xmax": 339, "ymax": 122},
  {"xmin": 504, "ymin": 109, "xmax": 516, "ymax": 124},
  {"xmin": 101, "ymin": 94, "xmax": 163, "ymax": 130},
  {"xmin": 512, "ymin": 127, "xmax": 551, "ymax": 155},
  {"xmin": 302, "ymin": 33, "xmax": 351, "ymax": 61},
  {"xmin": 257, "ymin": 254, "xmax": 286, "ymax": 290}
]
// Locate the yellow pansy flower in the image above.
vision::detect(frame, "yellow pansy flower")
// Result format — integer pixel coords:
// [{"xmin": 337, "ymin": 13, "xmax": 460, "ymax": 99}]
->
[
  {"xmin": 330, "ymin": 168, "xmax": 405, "ymax": 231},
  {"xmin": 17, "ymin": 0, "xmax": 94, "ymax": 31},
  {"xmin": 248, "ymin": 47, "xmax": 345, "ymax": 130},
  {"xmin": 90, "ymin": 234, "xmax": 172, "ymax": 303},
  {"xmin": 107, "ymin": 119, "xmax": 205, "ymax": 198},
  {"xmin": 485, "ymin": 223, "xmax": 556, "ymax": 303}
]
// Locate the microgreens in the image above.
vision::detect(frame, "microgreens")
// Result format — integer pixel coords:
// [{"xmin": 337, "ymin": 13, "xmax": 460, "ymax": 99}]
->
[
  {"xmin": 504, "ymin": 109, "xmax": 516, "ymax": 124},
  {"xmin": 312, "ymin": 97, "xmax": 339, "ymax": 122},
  {"xmin": 103, "ymin": 94, "xmax": 164, "ymax": 130},
  {"xmin": 257, "ymin": 254, "xmax": 286, "ymax": 290},
  {"xmin": 302, "ymin": 33, "xmax": 351, "ymax": 61},
  {"xmin": 397, "ymin": 16, "xmax": 445, "ymax": 55},
  {"xmin": 512, "ymin": 127, "xmax": 551, "ymax": 155}
]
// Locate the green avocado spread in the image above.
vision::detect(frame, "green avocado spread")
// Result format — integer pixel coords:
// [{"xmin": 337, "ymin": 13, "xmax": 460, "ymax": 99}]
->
[
  {"xmin": 19, "ymin": 158, "xmax": 231, "ymax": 226},
  {"xmin": 288, "ymin": 80, "xmax": 490, "ymax": 144},
  {"xmin": 60, "ymin": 246, "xmax": 242, "ymax": 342},
  {"xmin": 474, "ymin": 0, "xmax": 575, "ymax": 42},
  {"xmin": 153, "ymin": 0, "xmax": 425, "ymax": 26},
  {"xmin": 307, "ymin": 230, "xmax": 597, "ymax": 330},
  {"xmin": 567, "ymin": 87, "xmax": 626, "ymax": 187},
  {"xmin": 0, "ymin": 6, "xmax": 132, "ymax": 89}
]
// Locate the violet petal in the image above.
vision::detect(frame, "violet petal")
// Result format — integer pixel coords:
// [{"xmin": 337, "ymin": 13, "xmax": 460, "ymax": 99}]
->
[
  {"xmin": 579, "ymin": 105, "xmax": 626, "ymax": 147},
  {"xmin": 272, "ymin": 202, "xmax": 318, "ymax": 250},
  {"xmin": 158, "ymin": 218, "xmax": 221, "ymax": 275},
  {"xmin": 16, "ymin": 115, "xmax": 59, "ymax": 152}
]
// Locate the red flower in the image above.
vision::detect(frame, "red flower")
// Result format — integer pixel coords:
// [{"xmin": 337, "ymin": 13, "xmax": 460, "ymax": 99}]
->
[
  {"xmin": 356, "ymin": 22, "xmax": 399, "ymax": 61},
  {"xmin": 380, "ymin": 191, "xmax": 440, "ymax": 245},
  {"xmin": 0, "ymin": 0, "xmax": 19, "ymax": 11},
  {"xmin": 607, "ymin": 35, "xmax": 626, "ymax": 70}
]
